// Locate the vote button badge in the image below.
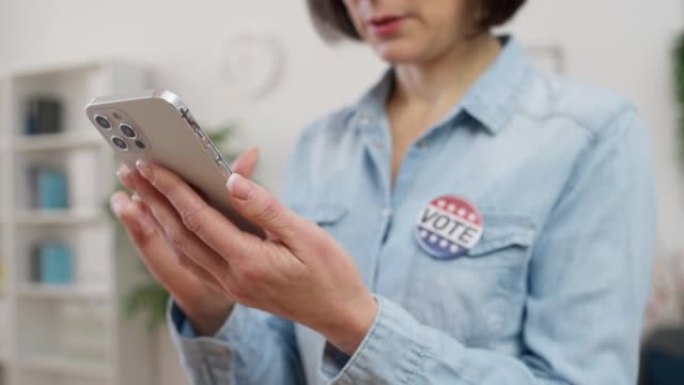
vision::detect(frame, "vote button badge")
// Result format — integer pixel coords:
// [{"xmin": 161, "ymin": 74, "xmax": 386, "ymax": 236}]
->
[{"xmin": 415, "ymin": 195, "xmax": 484, "ymax": 259}]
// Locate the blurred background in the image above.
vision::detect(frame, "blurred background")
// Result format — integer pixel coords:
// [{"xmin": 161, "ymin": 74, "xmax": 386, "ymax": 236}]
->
[{"xmin": 0, "ymin": 0, "xmax": 683, "ymax": 384}]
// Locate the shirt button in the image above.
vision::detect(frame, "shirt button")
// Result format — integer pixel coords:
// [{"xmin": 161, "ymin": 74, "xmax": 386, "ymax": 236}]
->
[
  {"xmin": 381, "ymin": 208, "xmax": 392, "ymax": 218},
  {"xmin": 359, "ymin": 114, "xmax": 372, "ymax": 126}
]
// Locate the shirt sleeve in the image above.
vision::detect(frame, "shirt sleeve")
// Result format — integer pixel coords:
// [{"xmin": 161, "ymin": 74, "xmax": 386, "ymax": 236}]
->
[
  {"xmin": 168, "ymin": 299, "xmax": 306, "ymax": 385},
  {"xmin": 324, "ymin": 106, "xmax": 657, "ymax": 385}
]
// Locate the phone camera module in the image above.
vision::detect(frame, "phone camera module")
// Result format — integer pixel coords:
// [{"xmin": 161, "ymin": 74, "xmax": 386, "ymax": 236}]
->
[
  {"xmin": 119, "ymin": 124, "xmax": 137, "ymax": 139},
  {"xmin": 111, "ymin": 136, "xmax": 128, "ymax": 151},
  {"xmin": 95, "ymin": 114, "xmax": 111, "ymax": 129},
  {"xmin": 134, "ymin": 140, "xmax": 146, "ymax": 150}
]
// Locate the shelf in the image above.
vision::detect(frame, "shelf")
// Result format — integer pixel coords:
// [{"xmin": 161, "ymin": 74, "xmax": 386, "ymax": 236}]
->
[
  {"xmin": 9, "ymin": 59, "xmax": 101, "ymax": 80},
  {"xmin": 14, "ymin": 133, "xmax": 103, "ymax": 153},
  {"xmin": 14, "ymin": 210, "xmax": 104, "ymax": 226},
  {"xmin": 1, "ymin": 59, "xmax": 153, "ymax": 385},
  {"xmin": 18, "ymin": 355, "xmax": 109, "ymax": 378},
  {"xmin": 17, "ymin": 284, "xmax": 109, "ymax": 302}
]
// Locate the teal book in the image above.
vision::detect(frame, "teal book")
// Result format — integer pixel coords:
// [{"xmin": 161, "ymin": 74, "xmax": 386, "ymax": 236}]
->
[
  {"xmin": 39, "ymin": 243, "xmax": 73, "ymax": 285},
  {"xmin": 37, "ymin": 168, "xmax": 68, "ymax": 209}
]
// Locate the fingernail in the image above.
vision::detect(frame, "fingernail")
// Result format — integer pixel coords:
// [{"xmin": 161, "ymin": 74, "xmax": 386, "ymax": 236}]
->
[
  {"xmin": 227, "ymin": 173, "xmax": 253, "ymax": 200},
  {"xmin": 110, "ymin": 194, "xmax": 125, "ymax": 217},
  {"xmin": 116, "ymin": 168, "xmax": 130, "ymax": 186},
  {"xmin": 136, "ymin": 160, "xmax": 153, "ymax": 180}
]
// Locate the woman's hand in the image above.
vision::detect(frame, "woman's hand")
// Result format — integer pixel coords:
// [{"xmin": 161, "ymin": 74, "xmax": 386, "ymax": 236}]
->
[
  {"xmin": 110, "ymin": 148, "xmax": 260, "ymax": 336},
  {"xmin": 121, "ymin": 150, "xmax": 378, "ymax": 354}
]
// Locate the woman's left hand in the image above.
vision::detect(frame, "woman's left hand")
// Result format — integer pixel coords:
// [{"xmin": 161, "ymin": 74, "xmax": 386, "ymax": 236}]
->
[{"xmin": 123, "ymin": 157, "xmax": 377, "ymax": 354}]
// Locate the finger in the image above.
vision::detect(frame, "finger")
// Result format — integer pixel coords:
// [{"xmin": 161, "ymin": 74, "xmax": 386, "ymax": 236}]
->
[
  {"xmin": 116, "ymin": 164, "xmax": 134, "ymax": 190},
  {"xmin": 226, "ymin": 172, "xmax": 308, "ymax": 249},
  {"xmin": 176, "ymin": 253, "xmax": 225, "ymax": 293},
  {"xmin": 131, "ymin": 193, "xmax": 151, "ymax": 216},
  {"xmin": 126, "ymin": 170, "xmax": 233, "ymax": 276},
  {"xmin": 231, "ymin": 147, "xmax": 259, "ymax": 179},
  {"xmin": 129, "ymin": 194, "xmax": 226, "ymax": 292},
  {"xmin": 111, "ymin": 191, "xmax": 157, "ymax": 241},
  {"xmin": 112, "ymin": 192, "xmax": 202, "ymax": 279},
  {"xmin": 135, "ymin": 160, "xmax": 260, "ymax": 261}
]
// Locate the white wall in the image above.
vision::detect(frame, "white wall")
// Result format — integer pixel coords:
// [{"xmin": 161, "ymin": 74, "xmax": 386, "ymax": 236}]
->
[{"xmin": 1, "ymin": 0, "xmax": 683, "ymax": 382}]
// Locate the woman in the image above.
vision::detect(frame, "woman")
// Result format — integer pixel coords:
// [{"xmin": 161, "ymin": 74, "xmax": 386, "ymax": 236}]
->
[{"xmin": 110, "ymin": 0, "xmax": 657, "ymax": 384}]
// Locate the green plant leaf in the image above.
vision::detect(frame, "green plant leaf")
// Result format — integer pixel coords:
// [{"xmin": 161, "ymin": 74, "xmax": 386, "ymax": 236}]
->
[{"xmin": 123, "ymin": 280, "xmax": 170, "ymax": 331}]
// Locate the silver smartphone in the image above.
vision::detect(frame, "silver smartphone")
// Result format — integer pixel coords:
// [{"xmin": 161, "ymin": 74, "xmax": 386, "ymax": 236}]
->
[{"xmin": 85, "ymin": 89, "xmax": 263, "ymax": 236}]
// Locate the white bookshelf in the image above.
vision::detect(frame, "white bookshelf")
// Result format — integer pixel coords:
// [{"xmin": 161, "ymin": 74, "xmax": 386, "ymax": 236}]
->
[{"xmin": 0, "ymin": 60, "xmax": 153, "ymax": 385}]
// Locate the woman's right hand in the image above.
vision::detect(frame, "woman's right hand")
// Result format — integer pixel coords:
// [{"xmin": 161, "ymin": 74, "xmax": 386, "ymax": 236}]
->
[{"xmin": 109, "ymin": 148, "xmax": 260, "ymax": 336}]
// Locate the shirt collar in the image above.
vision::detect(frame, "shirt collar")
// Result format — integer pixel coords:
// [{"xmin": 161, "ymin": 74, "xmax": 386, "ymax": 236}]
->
[{"xmin": 354, "ymin": 35, "xmax": 533, "ymax": 136}]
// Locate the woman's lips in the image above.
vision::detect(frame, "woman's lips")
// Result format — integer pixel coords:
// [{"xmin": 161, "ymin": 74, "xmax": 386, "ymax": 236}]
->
[{"xmin": 368, "ymin": 15, "xmax": 407, "ymax": 37}]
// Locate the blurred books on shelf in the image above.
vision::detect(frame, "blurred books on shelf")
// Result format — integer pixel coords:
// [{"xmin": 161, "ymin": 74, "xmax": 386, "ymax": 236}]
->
[
  {"xmin": 25, "ymin": 97, "xmax": 63, "ymax": 136},
  {"xmin": 29, "ymin": 242, "xmax": 74, "ymax": 285},
  {"xmin": 29, "ymin": 167, "xmax": 69, "ymax": 210},
  {"xmin": 1, "ymin": 59, "xmax": 152, "ymax": 385}
]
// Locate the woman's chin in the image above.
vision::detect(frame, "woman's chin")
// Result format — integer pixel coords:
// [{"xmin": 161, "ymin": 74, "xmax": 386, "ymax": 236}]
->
[{"xmin": 372, "ymin": 43, "xmax": 426, "ymax": 65}]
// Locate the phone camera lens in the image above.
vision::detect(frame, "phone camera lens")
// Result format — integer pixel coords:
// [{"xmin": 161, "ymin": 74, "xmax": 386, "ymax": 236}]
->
[
  {"xmin": 135, "ymin": 140, "xmax": 146, "ymax": 149},
  {"xmin": 111, "ymin": 136, "xmax": 128, "ymax": 150},
  {"xmin": 95, "ymin": 115, "xmax": 111, "ymax": 129},
  {"xmin": 119, "ymin": 124, "xmax": 136, "ymax": 138}
]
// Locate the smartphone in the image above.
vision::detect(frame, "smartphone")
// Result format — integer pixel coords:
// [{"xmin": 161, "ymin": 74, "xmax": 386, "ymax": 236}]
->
[{"xmin": 85, "ymin": 89, "xmax": 263, "ymax": 237}]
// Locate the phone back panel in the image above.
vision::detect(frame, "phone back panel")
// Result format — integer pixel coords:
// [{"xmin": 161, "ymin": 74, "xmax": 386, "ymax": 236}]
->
[{"xmin": 86, "ymin": 89, "xmax": 261, "ymax": 236}]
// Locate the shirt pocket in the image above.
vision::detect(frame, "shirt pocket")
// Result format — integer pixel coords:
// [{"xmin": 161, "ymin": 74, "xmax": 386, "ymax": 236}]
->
[
  {"xmin": 405, "ymin": 211, "xmax": 536, "ymax": 346},
  {"xmin": 460, "ymin": 211, "xmax": 536, "ymax": 266},
  {"xmin": 291, "ymin": 203, "xmax": 348, "ymax": 230}
]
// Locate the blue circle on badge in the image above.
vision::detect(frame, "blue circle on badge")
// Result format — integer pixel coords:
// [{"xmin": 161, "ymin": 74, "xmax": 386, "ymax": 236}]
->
[{"xmin": 414, "ymin": 195, "xmax": 484, "ymax": 260}]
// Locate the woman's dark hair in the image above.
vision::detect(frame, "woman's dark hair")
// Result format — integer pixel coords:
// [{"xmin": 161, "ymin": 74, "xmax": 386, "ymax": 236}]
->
[{"xmin": 307, "ymin": 0, "xmax": 527, "ymax": 41}]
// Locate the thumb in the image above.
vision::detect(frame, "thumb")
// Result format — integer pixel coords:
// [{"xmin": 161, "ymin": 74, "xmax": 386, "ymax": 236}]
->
[
  {"xmin": 226, "ymin": 173, "xmax": 304, "ymax": 246},
  {"xmin": 231, "ymin": 147, "xmax": 259, "ymax": 179}
]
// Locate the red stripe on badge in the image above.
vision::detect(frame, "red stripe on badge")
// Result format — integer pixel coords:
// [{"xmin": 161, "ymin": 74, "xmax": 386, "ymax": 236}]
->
[{"xmin": 415, "ymin": 195, "xmax": 484, "ymax": 259}]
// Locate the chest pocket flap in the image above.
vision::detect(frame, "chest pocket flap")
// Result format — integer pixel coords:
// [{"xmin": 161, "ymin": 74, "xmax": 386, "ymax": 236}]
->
[
  {"xmin": 466, "ymin": 212, "xmax": 536, "ymax": 257},
  {"xmin": 291, "ymin": 203, "xmax": 348, "ymax": 226}
]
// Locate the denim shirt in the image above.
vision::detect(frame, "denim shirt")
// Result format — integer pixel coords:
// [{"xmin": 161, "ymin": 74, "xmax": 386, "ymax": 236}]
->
[{"xmin": 168, "ymin": 36, "xmax": 657, "ymax": 385}]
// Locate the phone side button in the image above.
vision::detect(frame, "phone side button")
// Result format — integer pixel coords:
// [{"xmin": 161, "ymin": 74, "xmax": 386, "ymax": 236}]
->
[
  {"xmin": 216, "ymin": 159, "xmax": 232, "ymax": 176},
  {"xmin": 206, "ymin": 144, "xmax": 221, "ymax": 160}
]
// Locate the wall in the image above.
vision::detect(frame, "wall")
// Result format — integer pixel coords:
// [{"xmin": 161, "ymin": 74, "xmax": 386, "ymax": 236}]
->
[{"xmin": 1, "ymin": 0, "xmax": 683, "ymax": 383}]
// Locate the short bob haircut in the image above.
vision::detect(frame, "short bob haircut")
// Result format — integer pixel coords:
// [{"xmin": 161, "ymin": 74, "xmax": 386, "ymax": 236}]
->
[{"xmin": 307, "ymin": 0, "xmax": 527, "ymax": 41}]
